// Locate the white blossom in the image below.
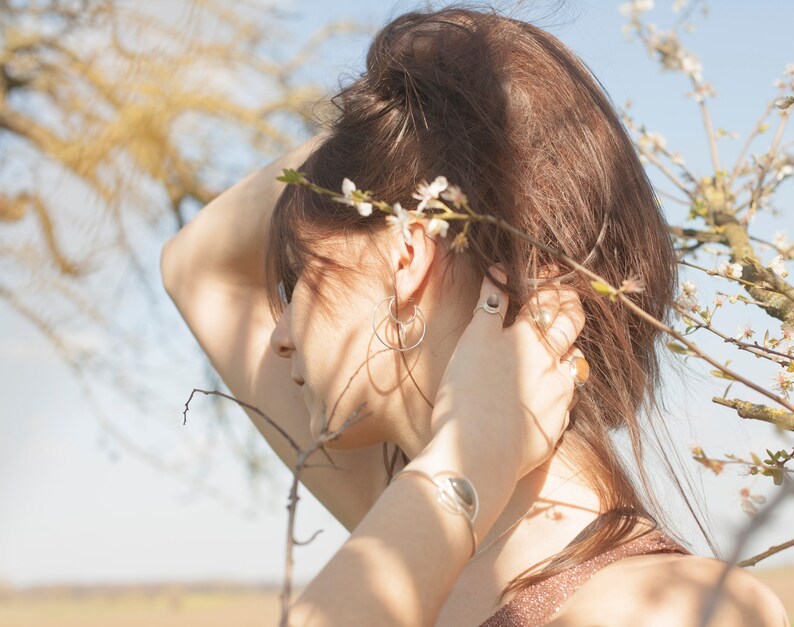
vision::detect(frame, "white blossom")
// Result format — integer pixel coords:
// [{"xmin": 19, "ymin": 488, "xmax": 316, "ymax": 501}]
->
[
  {"xmin": 672, "ymin": 0, "xmax": 688, "ymax": 12},
  {"xmin": 618, "ymin": 0, "xmax": 653, "ymax": 16},
  {"xmin": 739, "ymin": 488, "xmax": 767, "ymax": 517},
  {"xmin": 336, "ymin": 178, "xmax": 373, "ymax": 217},
  {"xmin": 440, "ymin": 183, "xmax": 468, "ymax": 209},
  {"xmin": 767, "ymin": 254, "xmax": 789, "ymax": 278},
  {"xmin": 386, "ymin": 202, "xmax": 414, "ymax": 244},
  {"xmin": 675, "ymin": 281, "xmax": 698, "ymax": 314},
  {"xmin": 675, "ymin": 294, "xmax": 698, "ymax": 315},
  {"xmin": 680, "ymin": 53, "xmax": 703, "ymax": 82},
  {"xmin": 718, "ymin": 260, "xmax": 743, "ymax": 280},
  {"xmin": 771, "ymin": 369, "xmax": 794, "ymax": 399},
  {"xmin": 412, "ymin": 176, "xmax": 448, "ymax": 212},
  {"xmin": 425, "ymin": 218, "xmax": 449, "ymax": 239},
  {"xmin": 639, "ymin": 130, "xmax": 667, "ymax": 151},
  {"xmin": 776, "ymin": 164, "xmax": 793, "ymax": 182},
  {"xmin": 735, "ymin": 322, "xmax": 754, "ymax": 340},
  {"xmin": 773, "ymin": 230, "xmax": 789, "ymax": 251},
  {"xmin": 450, "ymin": 232, "xmax": 469, "ymax": 253}
]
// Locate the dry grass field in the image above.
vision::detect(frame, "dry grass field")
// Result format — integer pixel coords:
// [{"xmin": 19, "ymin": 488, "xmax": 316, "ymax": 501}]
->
[
  {"xmin": 0, "ymin": 568, "xmax": 791, "ymax": 626},
  {"xmin": 0, "ymin": 583, "xmax": 301, "ymax": 627}
]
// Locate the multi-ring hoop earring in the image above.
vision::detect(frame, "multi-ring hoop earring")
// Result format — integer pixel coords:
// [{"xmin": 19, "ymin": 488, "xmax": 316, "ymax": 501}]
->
[{"xmin": 371, "ymin": 296, "xmax": 427, "ymax": 351}]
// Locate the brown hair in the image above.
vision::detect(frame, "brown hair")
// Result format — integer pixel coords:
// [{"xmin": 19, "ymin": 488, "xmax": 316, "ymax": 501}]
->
[{"xmin": 264, "ymin": 5, "xmax": 716, "ymax": 604}]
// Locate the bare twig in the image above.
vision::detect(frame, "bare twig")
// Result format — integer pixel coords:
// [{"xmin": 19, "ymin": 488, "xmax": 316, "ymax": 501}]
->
[{"xmin": 737, "ymin": 537, "xmax": 794, "ymax": 568}]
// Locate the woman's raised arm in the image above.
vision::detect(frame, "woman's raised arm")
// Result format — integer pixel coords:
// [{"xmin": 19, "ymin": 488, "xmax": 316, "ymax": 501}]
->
[
  {"xmin": 160, "ymin": 133, "xmax": 326, "ymax": 297},
  {"xmin": 159, "ymin": 130, "xmax": 391, "ymax": 532}
]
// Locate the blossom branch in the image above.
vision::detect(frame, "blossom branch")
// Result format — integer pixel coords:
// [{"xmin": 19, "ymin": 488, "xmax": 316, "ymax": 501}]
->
[
  {"xmin": 278, "ymin": 171, "xmax": 794, "ymax": 417},
  {"xmin": 711, "ymin": 397, "xmax": 794, "ymax": 431},
  {"xmin": 691, "ymin": 446, "xmax": 793, "ymax": 483},
  {"xmin": 670, "ymin": 302, "xmax": 792, "ymax": 366}
]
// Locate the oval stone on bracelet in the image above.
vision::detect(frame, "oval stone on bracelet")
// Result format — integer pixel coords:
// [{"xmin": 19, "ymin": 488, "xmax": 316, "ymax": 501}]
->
[
  {"xmin": 388, "ymin": 468, "xmax": 481, "ymax": 558},
  {"xmin": 434, "ymin": 471, "xmax": 479, "ymax": 523}
]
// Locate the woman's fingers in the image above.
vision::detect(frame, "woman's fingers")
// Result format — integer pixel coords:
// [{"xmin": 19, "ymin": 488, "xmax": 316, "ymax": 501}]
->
[
  {"xmin": 471, "ymin": 263, "xmax": 586, "ymax": 366},
  {"xmin": 516, "ymin": 280, "xmax": 561, "ymax": 336},
  {"xmin": 548, "ymin": 286, "xmax": 586, "ymax": 358},
  {"xmin": 512, "ymin": 273, "xmax": 585, "ymax": 360}
]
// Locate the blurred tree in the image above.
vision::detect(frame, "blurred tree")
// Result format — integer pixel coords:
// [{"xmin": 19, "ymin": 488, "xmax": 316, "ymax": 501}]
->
[{"xmin": 0, "ymin": 0, "xmax": 358, "ymax": 512}]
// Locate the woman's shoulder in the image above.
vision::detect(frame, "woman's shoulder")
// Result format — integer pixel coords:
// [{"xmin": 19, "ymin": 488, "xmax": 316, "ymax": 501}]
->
[{"xmin": 549, "ymin": 552, "xmax": 788, "ymax": 627}]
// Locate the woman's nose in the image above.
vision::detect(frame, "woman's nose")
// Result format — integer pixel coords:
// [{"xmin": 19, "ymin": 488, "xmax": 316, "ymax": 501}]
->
[{"xmin": 269, "ymin": 312, "xmax": 296, "ymax": 358}]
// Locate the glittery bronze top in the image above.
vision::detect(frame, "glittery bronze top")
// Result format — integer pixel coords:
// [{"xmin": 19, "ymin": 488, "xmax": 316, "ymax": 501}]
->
[{"xmin": 478, "ymin": 527, "xmax": 691, "ymax": 626}]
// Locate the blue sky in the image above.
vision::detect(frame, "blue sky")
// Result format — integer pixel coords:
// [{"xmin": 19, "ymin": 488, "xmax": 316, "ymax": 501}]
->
[{"xmin": 1, "ymin": 0, "xmax": 794, "ymax": 588}]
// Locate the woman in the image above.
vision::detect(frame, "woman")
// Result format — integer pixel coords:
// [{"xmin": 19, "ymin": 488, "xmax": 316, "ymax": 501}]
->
[{"xmin": 160, "ymin": 7, "xmax": 787, "ymax": 626}]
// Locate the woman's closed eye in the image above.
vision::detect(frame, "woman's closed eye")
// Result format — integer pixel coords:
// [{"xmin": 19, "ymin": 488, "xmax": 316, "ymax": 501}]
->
[{"xmin": 277, "ymin": 279, "xmax": 293, "ymax": 306}]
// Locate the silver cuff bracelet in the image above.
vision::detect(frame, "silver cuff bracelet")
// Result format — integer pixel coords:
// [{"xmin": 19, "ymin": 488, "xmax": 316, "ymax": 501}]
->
[{"xmin": 390, "ymin": 468, "xmax": 480, "ymax": 558}]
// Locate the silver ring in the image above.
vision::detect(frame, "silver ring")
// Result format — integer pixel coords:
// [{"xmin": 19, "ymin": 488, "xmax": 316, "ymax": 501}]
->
[
  {"xmin": 472, "ymin": 293, "xmax": 505, "ymax": 323},
  {"xmin": 532, "ymin": 308, "xmax": 554, "ymax": 331},
  {"xmin": 516, "ymin": 306, "xmax": 554, "ymax": 331}
]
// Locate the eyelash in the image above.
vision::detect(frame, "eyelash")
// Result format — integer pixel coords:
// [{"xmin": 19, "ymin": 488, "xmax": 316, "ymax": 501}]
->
[{"xmin": 277, "ymin": 279, "xmax": 292, "ymax": 306}]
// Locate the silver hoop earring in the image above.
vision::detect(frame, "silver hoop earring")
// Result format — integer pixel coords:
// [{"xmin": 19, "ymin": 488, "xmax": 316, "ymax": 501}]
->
[{"xmin": 371, "ymin": 296, "xmax": 427, "ymax": 351}]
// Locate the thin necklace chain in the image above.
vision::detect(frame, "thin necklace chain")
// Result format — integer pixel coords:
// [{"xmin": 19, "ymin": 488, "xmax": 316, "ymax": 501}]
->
[{"xmin": 468, "ymin": 469, "xmax": 586, "ymax": 562}]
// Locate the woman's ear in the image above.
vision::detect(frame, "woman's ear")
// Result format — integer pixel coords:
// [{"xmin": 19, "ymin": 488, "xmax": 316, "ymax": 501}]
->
[{"xmin": 393, "ymin": 222, "xmax": 436, "ymax": 309}]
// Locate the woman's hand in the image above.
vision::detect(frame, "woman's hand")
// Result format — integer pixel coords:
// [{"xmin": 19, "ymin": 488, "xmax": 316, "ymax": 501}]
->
[{"xmin": 429, "ymin": 264, "xmax": 587, "ymax": 481}]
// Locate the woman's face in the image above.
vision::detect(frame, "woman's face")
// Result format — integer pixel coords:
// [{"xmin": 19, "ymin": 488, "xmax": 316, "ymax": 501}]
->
[{"xmin": 269, "ymin": 227, "xmax": 455, "ymax": 451}]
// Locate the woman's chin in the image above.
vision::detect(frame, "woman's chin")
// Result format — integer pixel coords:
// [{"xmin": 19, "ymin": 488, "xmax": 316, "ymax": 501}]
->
[{"xmin": 309, "ymin": 410, "xmax": 376, "ymax": 451}]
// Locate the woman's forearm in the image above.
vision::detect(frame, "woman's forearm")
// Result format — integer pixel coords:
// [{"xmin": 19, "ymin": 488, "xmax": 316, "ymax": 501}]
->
[
  {"xmin": 160, "ymin": 132, "xmax": 327, "ymax": 294},
  {"xmin": 288, "ymin": 426, "xmax": 522, "ymax": 627}
]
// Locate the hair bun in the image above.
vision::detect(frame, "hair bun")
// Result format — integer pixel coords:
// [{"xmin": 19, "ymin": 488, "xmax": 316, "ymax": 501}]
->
[{"xmin": 364, "ymin": 10, "xmax": 480, "ymax": 103}]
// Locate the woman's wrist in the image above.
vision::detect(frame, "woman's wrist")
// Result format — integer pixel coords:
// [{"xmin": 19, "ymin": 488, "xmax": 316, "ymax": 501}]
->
[{"xmin": 400, "ymin": 425, "xmax": 522, "ymax": 553}]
